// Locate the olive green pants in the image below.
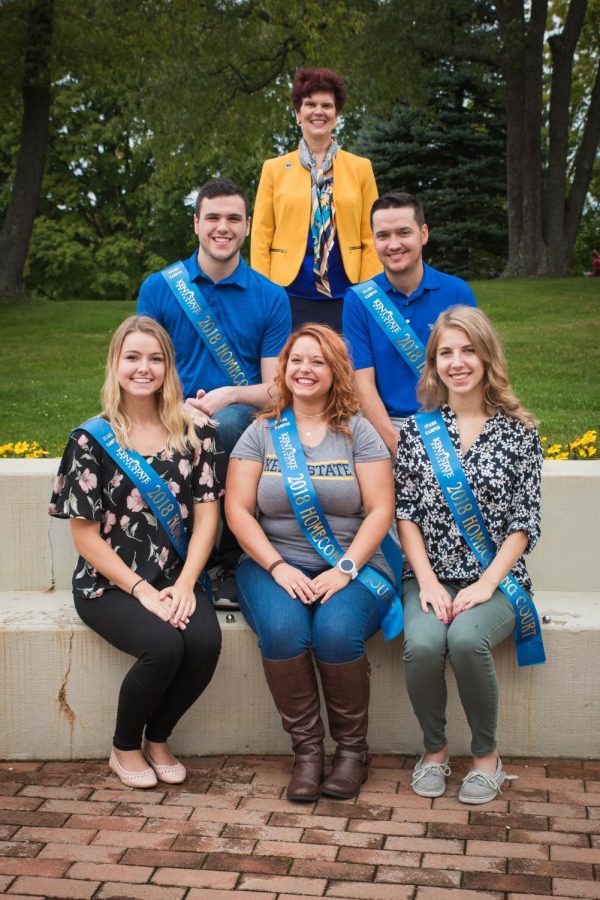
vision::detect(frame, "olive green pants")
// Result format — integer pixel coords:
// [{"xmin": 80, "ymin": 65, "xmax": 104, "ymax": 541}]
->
[{"xmin": 402, "ymin": 578, "xmax": 516, "ymax": 757}]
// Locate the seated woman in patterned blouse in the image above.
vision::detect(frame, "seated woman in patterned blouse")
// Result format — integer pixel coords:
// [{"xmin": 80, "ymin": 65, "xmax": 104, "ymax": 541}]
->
[
  {"xmin": 395, "ymin": 306, "xmax": 542, "ymax": 805},
  {"xmin": 49, "ymin": 316, "xmax": 225, "ymax": 788}
]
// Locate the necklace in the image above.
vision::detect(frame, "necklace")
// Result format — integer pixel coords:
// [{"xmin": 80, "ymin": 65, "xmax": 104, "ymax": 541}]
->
[{"xmin": 295, "ymin": 411, "xmax": 326, "ymax": 438}]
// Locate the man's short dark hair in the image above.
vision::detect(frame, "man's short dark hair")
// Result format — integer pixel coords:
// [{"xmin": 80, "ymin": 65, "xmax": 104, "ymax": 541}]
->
[
  {"xmin": 370, "ymin": 192, "xmax": 425, "ymax": 229},
  {"xmin": 195, "ymin": 178, "xmax": 249, "ymax": 218}
]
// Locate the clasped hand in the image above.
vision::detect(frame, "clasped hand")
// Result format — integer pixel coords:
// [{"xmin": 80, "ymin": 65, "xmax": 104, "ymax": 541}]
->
[
  {"xmin": 418, "ymin": 578, "xmax": 453, "ymax": 623},
  {"xmin": 136, "ymin": 581, "xmax": 195, "ymax": 629},
  {"xmin": 419, "ymin": 576, "xmax": 494, "ymax": 623},
  {"xmin": 271, "ymin": 563, "xmax": 350, "ymax": 605},
  {"xmin": 451, "ymin": 578, "xmax": 495, "ymax": 616}
]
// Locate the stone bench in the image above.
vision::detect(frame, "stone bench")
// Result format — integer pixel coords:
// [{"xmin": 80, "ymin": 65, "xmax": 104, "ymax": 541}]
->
[{"xmin": 1, "ymin": 459, "xmax": 599, "ymax": 760}]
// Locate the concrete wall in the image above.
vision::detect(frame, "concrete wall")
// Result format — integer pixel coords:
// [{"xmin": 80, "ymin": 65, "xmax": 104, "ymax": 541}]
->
[
  {"xmin": 1, "ymin": 459, "xmax": 599, "ymax": 760},
  {"xmin": 2, "ymin": 458, "xmax": 596, "ymax": 594}
]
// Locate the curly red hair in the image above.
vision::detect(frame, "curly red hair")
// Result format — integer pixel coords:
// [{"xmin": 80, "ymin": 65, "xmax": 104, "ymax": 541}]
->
[
  {"xmin": 261, "ymin": 323, "xmax": 360, "ymax": 436},
  {"xmin": 291, "ymin": 67, "xmax": 348, "ymax": 113}
]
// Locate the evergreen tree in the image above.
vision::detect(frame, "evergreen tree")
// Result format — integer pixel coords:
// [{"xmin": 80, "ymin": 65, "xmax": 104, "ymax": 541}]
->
[{"xmin": 353, "ymin": 59, "xmax": 507, "ymax": 279}]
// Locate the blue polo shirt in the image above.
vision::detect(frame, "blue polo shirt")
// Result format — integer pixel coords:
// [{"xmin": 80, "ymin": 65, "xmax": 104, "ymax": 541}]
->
[
  {"xmin": 137, "ymin": 253, "xmax": 291, "ymax": 398},
  {"xmin": 342, "ymin": 264, "xmax": 477, "ymax": 417}
]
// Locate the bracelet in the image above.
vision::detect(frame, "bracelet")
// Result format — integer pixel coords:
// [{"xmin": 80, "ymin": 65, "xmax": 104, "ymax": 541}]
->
[
  {"xmin": 130, "ymin": 577, "xmax": 146, "ymax": 597},
  {"xmin": 268, "ymin": 559, "xmax": 285, "ymax": 575}
]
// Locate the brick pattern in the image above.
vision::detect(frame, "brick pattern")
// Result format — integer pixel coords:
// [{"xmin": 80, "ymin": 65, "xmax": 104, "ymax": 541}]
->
[{"xmin": 0, "ymin": 756, "xmax": 598, "ymax": 897}]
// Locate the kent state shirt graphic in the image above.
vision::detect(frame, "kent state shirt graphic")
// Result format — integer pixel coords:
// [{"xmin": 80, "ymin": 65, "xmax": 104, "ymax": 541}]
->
[{"xmin": 263, "ymin": 454, "xmax": 354, "ymax": 481}]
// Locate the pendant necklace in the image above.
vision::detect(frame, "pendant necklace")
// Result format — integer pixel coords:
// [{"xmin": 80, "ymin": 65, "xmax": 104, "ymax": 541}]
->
[{"xmin": 296, "ymin": 411, "xmax": 325, "ymax": 438}]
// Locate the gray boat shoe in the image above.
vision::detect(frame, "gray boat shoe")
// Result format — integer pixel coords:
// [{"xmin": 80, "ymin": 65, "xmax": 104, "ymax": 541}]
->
[
  {"xmin": 458, "ymin": 757, "xmax": 513, "ymax": 804},
  {"xmin": 411, "ymin": 753, "xmax": 451, "ymax": 798}
]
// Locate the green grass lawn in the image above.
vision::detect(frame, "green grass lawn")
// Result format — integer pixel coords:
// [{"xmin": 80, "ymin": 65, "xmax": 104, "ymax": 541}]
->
[{"xmin": 1, "ymin": 278, "xmax": 598, "ymax": 456}]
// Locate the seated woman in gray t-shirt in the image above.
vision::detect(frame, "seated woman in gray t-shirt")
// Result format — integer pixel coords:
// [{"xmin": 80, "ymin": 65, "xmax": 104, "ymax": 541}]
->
[{"xmin": 226, "ymin": 323, "xmax": 395, "ymax": 804}]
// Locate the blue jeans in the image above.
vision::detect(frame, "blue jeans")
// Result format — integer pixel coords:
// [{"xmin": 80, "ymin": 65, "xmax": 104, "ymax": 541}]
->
[
  {"xmin": 213, "ymin": 403, "xmax": 255, "ymax": 558},
  {"xmin": 213, "ymin": 403, "xmax": 255, "ymax": 456},
  {"xmin": 236, "ymin": 557, "xmax": 381, "ymax": 664}
]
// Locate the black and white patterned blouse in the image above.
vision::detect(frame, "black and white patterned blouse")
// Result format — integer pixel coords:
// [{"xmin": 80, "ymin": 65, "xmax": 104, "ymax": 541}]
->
[
  {"xmin": 49, "ymin": 422, "xmax": 226, "ymax": 599},
  {"xmin": 394, "ymin": 404, "xmax": 543, "ymax": 592}
]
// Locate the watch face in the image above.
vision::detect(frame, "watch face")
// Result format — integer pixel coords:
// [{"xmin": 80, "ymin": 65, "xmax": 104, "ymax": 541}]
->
[{"xmin": 340, "ymin": 558, "xmax": 354, "ymax": 573}]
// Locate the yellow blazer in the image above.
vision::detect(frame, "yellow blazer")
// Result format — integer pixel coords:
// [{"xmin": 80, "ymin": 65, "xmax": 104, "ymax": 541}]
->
[{"xmin": 251, "ymin": 148, "xmax": 381, "ymax": 288}]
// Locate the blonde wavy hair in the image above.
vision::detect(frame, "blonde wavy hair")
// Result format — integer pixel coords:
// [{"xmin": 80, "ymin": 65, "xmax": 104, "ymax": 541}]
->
[
  {"xmin": 102, "ymin": 315, "xmax": 202, "ymax": 453},
  {"xmin": 261, "ymin": 323, "xmax": 360, "ymax": 437},
  {"xmin": 417, "ymin": 306, "xmax": 538, "ymax": 428}
]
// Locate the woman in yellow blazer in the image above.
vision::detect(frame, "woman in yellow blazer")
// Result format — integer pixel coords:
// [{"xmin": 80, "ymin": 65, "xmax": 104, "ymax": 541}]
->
[{"xmin": 251, "ymin": 67, "xmax": 381, "ymax": 332}]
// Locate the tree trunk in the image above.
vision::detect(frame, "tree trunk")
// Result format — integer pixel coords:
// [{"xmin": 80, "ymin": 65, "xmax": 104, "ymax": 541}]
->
[
  {"xmin": 499, "ymin": 0, "xmax": 600, "ymax": 276},
  {"xmin": 543, "ymin": 0, "xmax": 587, "ymax": 274},
  {"xmin": 0, "ymin": 0, "xmax": 54, "ymax": 299},
  {"xmin": 561, "ymin": 55, "xmax": 600, "ymax": 272},
  {"xmin": 499, "ymin": 0, "xmax": 548, "ymax": 277},
  {"xmin": 498, "ymin": 0, "xmax": 526, "ymax": 273}
]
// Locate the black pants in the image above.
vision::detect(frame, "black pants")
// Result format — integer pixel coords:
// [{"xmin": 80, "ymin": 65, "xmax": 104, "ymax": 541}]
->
[{"xmin": 75, "ymin": 578, "xmax": 221, "ymax": 750}]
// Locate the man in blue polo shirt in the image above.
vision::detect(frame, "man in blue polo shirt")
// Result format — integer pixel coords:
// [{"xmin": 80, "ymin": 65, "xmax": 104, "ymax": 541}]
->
[
  {"xmin": 343, "ymin": 192, "xmax": 476, "ymax": 456},
  {"xmin": 138, "ymin": 177, "xmax": 290, "ymax": 450},
  {"xmin": 138, "ymin": 177, "xmax": 291, "ymax": 600}
]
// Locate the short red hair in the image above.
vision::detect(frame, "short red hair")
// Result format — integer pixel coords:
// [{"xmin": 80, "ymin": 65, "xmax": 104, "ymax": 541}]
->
[
  {"xmin": 291, "ymin": 67, "xmax": 348, "ymax": 113},
  {"xmin": 261, "ymin": 323, "xmax": 360, "ymax": 436}
]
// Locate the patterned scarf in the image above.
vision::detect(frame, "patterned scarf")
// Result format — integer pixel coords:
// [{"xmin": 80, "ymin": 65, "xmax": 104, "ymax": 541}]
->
[{"xmin": 299, "ymin": 137, "xmax": 338, "ymax": 298}]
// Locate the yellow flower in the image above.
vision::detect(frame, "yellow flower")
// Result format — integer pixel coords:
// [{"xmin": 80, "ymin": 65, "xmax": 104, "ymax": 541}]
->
[
  {"xmin": 541, "ymin": 436, "xmax": 548, "ymax": 443},
  {"xmin": 0, "ymin": 440, "xmax": 49, "ymax": 459},
  {"xmin": 547, "ymin": 444, "xmax": 562, "ymax": 455},
  {"xmin": 554, "ymin": 452, "xmax": 570, "ymax": 460}
]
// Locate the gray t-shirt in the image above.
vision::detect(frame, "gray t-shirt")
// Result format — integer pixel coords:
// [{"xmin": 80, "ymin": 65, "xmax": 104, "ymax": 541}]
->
[{"xmin": 231, "ymin": 415, "xmax": 393, "ymax": 579}]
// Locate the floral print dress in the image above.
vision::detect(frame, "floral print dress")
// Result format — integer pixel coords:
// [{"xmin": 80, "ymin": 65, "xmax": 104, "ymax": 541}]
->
[{"xmin": 49, "ymin": 423, "xmax": 225, "ymax": 599}]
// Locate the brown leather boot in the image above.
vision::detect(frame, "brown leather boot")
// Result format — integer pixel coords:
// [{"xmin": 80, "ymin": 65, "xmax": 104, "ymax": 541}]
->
[
  {"xmin": 317, "ymin": 654, "xmax": 371, "ymax": 799},
  {"xmin": 262, "ymin": 651, "xmax": 325, "ymax": 802}
]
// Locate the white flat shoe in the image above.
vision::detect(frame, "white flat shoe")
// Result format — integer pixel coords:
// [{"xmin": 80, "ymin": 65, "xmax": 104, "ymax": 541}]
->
[
  {"xmin": 109, "ymin": 749, "xmax": 157, "ymax": 789},
  {"xmin": 143, "ymin": 742, "xmax": 187, "ymax": 784}
]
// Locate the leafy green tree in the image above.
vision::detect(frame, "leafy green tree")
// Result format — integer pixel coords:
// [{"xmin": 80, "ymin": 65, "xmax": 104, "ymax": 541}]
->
[
  {"xmin": 26, "ymin": 75, "xmax": 188, "ymax": 299},
  {"xmin": 0, "ymin": 0, "xmax": 374, "ymax": 298}
]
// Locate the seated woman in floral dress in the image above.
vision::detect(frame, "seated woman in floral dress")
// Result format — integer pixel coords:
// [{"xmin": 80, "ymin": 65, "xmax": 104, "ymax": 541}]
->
[{"xmin": 49, "ymin": 315, "xmax": 224, "ymax": 788}]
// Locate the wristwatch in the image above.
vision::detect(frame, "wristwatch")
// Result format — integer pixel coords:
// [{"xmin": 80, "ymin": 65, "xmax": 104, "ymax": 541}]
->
[{"xmin": 337, "ymin": 557, "xmax": 358, "ymax": 580}]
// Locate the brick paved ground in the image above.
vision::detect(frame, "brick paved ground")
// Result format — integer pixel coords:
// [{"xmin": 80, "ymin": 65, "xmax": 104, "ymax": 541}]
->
[{"xmin": 0, "ymin": 755, "xmax": 599, "ymax": 899}]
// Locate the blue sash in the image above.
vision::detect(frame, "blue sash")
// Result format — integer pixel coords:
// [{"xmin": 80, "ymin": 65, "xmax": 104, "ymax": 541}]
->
[
  {"xmin": 269, "ymin": 410, "xmax": 404, "ymax": 640},
  {"xmin": 349, "ymin": 280, "xmax": 426, "ymax": 377},
  {"xmin": 414, "ymin": 410, "xmax": 546, "ymax": 667},
  {"xmin": 161, "ymin": 261, "xmax": 250, "ymax": 387},
  {"xmin": 79, "ymin": 417, "xmax": 212, "ymax": 597}
]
